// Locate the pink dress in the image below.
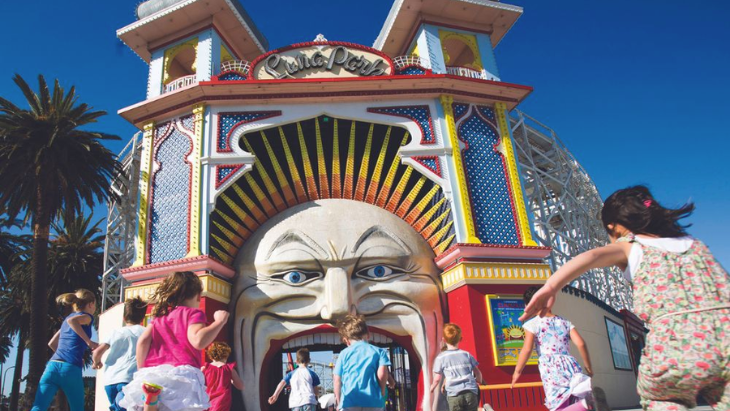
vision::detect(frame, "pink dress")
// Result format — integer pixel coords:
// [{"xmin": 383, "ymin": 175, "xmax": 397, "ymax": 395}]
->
[
  {"xmin": 119, "ymin": 306, "xmax": 211, "ymax": 411},
  {"xmin": 146, "ymin": 306, "xmax": 207, "ymax": 368},
  {"xmin": 203, "ymin": 362, "xmax": 236, "ymax": 411}
]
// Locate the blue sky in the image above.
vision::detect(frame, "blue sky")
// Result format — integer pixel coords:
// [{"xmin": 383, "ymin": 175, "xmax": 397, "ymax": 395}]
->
[{"xmin": 1, "ymin": 0, "xmax": 729, "ymax": 391}]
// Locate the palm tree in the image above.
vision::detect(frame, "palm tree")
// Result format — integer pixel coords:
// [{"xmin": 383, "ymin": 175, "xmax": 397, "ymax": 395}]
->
[
  {"xmin": 0, "ymin": 212, "xmax": 29, "ymax": 288},
  {"xmin": 0, "ymin": 213, "xmax": 104, "ymax": 410},
  {"xmin": 0, "ymin": 74, "xmax": 120, "ymax": 399}
]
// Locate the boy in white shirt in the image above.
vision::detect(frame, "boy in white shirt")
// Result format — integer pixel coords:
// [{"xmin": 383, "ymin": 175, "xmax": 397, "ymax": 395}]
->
[
  {"xmin": 92, "ymin": 297, "xmax": 147, "ymax": 411},
  {"xmin": 268, "ymin": 348, "xmax": 321, "ymax": 411}
]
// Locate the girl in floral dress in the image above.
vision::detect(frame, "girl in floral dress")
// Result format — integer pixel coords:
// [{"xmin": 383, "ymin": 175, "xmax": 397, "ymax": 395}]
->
[
  {"xmin": 512, "ymin": 287, "xmax": 593, "ymax": 411},
  {"xmin": 522, "ymin": 186, "xmax": 730, "ymax": 411}
]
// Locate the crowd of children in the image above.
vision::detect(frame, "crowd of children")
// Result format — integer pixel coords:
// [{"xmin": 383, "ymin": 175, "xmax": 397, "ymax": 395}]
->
[{"xmin": 29, "ymin": 185, "xmax": 729, "ymax": 411}]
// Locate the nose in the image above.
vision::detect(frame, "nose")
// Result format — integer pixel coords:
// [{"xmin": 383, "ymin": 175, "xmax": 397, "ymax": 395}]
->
[{"xmin": 321, "ymin": 267, "xmax": 353, "ymax": 322}]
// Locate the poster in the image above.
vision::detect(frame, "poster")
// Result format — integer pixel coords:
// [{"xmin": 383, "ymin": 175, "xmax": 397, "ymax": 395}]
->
[
  {"xmin": 485, "ymin": 295, "xmax": 538, "ymax": 366},
  {"xmin": 605, "ymin": 317, "xmax": 633, "ymax": 370}
]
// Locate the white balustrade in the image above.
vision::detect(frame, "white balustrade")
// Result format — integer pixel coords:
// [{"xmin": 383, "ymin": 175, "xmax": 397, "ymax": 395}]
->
[
  {"xmin": 163, "ymin": 74, "xmax": 197, "ymax": 94},
  {"xmin": 393, "ymin": 55, "xmax": 430, "ymax": 70},
  {"xmin": 220, "ymin": 59, "xmax": 251, "ymax": 75}
]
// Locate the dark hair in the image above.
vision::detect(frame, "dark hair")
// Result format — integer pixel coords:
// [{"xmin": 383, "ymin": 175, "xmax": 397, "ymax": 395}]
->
[
  {"xmin": 296, "ymin": 348, "xmax": 310, "ymax": 364},
  {"xmin": 523, "ymin": 286, "xmax": 539, "ymax": 305},
  {"xmin": 124, "ymin": 297, "xmax": 148, "ymax": 324},
  {"xmin": 150, "ymin": 271, "xmax": 203, "ymax": 317},
  {"xmin": 601, "ymin": 185, "xmax": 694, "ymax": 238}
]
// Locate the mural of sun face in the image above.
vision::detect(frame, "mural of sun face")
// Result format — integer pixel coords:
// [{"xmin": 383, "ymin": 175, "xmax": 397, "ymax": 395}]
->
[{"xmin": 232, "ymin": 199, "xmax": 445, "ymax": 411}]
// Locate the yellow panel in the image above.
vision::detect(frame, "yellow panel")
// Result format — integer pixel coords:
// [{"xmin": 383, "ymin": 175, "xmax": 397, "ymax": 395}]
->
[
  {"xmin": 186, "ymin": 104, "xmax": 205, "ymax": 258},
  {"xmin": 163, "ymin": 38, "xmax": 198, "ymax": 84},
  {"xmin": 438, "ymin": 30, "xmax": 483, "ymax": 71},
  {"xmin": 440, "ymin": 262, "xmax": 551, "ymax": 291},
  {"xmin": 440, "ymin": 95, "xmax": 480, "ymax": 243},
  {"xmin": 133, "ymin": 121, "xmax": 156, "ymax": 267},
  {"xmin": 494, "ymin": 102, "xmax": 537, "ymax": 246}
]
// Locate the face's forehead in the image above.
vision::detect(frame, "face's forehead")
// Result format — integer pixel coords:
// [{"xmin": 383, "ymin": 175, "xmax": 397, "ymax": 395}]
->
[{"xmin": 235, "ymin": 199, "xmax": 435, "ymax": 269}]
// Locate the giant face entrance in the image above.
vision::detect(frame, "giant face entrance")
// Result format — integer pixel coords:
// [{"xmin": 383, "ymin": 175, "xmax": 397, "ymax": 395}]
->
[{"xmin": 266, "ymin": 331, "xmax": 419, "ymax": 411}]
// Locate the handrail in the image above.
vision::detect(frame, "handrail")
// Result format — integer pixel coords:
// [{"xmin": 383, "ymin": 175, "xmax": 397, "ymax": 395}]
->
[
  {"xmin": 163, "ymin": 74, "xmax": 197, "ymax": 93},
  {"xmin": 479, "ymin": 382, "xmax": 543, "ymax": 390}
]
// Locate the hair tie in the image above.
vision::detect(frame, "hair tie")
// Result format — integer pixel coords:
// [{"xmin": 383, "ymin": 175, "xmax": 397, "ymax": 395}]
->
[{"xmin": 643, "ymin": 199, "xmax": 652, "ymax": 208}]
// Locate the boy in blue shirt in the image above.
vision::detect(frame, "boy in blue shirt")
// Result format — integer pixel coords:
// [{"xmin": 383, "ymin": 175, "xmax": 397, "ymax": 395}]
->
[
  {"xmin": 92, "ymin": 297, "xmax": 147, "ymax": 411},
  {"xmin": 334, "ymin": 315, "xmax": 392, "ymax": 411}
]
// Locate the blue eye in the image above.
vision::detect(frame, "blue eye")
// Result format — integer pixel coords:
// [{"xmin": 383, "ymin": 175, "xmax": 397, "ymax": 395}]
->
[
  {"xmin": 357, "ymin": 265, "xmax": 401, "ymax": 281},
  {"xmin": 272, "ymin": 270, "xmax": 321, "ymax": 285},
  {"xmin": 284, "ymin": 271, "xmax": 304, "ymax": 284}
]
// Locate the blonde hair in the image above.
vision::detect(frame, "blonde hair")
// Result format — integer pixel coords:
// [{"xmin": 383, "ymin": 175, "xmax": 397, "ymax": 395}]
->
[
  {"xmin": 150, "ymin": 271, "xmax": 203, "ymax": 317},
  {"xmin": 207, "ymin": 342, "xmax": 232, "ymax": 362},
  {"xmin": 337, "ymin": 314, "xmax": 369, "ymax": 341},
  {"xmin": 56, "ymin": 289, "xmax": 96, "ymax": 312},
  {"xmin": 443, "ymin": 323, "xmax": 462, "ymax": 346}
]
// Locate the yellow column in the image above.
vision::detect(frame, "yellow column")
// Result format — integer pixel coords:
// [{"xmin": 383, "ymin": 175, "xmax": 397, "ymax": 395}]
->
[
  {"xmin": 494, "ymin": 102, "xmax": 537, "ymax": 246},
  {"xmin": 440, "ymin": 95, "xmax": 481, "ymax": 244},
  {"xmin": 186, "ymin": 103, "xmax": 206, "ymax": 258},
  {"xmin": 133, "ymin": 121, "xmax": 156, "ymax": 267}
]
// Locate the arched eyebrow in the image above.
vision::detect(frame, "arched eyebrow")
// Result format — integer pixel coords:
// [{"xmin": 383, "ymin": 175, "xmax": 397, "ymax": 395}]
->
[
  {"xmin": 352, "ymin": 226, "xmax": 411, "ymax": 255},
  {"xmin": 266, "ymin": 230, "xmax": 328, "ymax": 260}
]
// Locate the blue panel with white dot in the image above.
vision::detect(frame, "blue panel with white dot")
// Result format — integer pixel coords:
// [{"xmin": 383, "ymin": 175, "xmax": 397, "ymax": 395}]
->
[
  {"xmin": 218, "ymin": 112, "xmax": 279, "ymax": 152},
  {"xmin": 368, "ymin": 106, "xmax": 436, "ymax": 144},
  {"xmin": 149, "ymin": 124, "xmax": 192, "ymax": 263},
  {"xmin": 219, "ymin": 72, "xmax": 247, "ymax": 81},
  {"xmin": 458, "ymin": 106, "xmax": 519, "ymax": 245},
  {"xmin": 396, "ymin": 66, "xmax": 427, "ymax": 75}
]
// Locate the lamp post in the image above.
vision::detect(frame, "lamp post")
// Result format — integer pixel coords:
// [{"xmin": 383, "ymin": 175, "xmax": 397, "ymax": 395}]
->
[{"xmin": 1, "ymin": 366, "xmax": 14, "ymax": 410}]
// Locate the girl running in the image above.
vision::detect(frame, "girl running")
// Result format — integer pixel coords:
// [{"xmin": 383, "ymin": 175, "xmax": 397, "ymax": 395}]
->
[
  {"xmin": 521, "ymin": 185, "xmax": 729, "ymax": 410},
  {"xmin": 513, "ymin": 287, "xmax": 593, "ymax": 411},
  {"xmin": 119, "ymin": 271, "xmax": 230, "ymax": 411},
  {"xmin": 31, "ymin": 289, "xmax": 98, "ymax": 411}
]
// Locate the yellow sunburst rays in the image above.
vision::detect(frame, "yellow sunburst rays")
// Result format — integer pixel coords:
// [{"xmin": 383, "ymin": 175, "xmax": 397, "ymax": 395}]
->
[
  {"xmin": 260, "ymin": 130, "xmax": 296, "ymax": 207},
  {"xmin": 342, "ymin": 122, "xmax": 357, "ymax": 199},
  {"xmin": 375, "ymin": 132, "xmax": 409, "ymax": 208},
  {"xmin": 404, "ymin": 185, "xmax": 440, "ymax": 225},
  {"xmin": 365, "ymin": 126, "xmax": 392, "ymax": 204},
  {"xmin": 210, "ymin": 209, "xmax": 250, "ymax": 264},
  {"xmin": 395, "ymin": 176, "xmax": 426, "ymax": 218},
  {"xmin": 354, "ymin": 124, "xmax": 375, "ymax": 202},
  {"xmin": 279, "ymin": 126, "xmax": 308, "ymax": 203},
  {"xmin": 296, "ymin": 122, "xmax": 319, "ymax": 200},
  {"xmin": 330, "ymin": 119, "xmax": 342, "ymax": 198},
  {"xmin": 243, "ymin": 138, "xmax": 286, "ymax": 213},
  {"xmin": 385, "ymin": 167, "xmax": 413, "ymax": 213},
  {"xmin": 315, "ymin": 118, "xmax": 330, "ymax": 199}
]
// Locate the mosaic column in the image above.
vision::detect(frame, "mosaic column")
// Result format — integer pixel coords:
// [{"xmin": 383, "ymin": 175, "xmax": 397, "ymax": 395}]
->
[{"xmin": 133, "ymin": 121, "xmax": 156, "ymax": 267}]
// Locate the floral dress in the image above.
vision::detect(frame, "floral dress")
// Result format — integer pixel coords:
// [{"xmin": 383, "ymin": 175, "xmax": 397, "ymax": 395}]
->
[
  {"xmin": 619, "ymin": 235, "xmax": 730, "ymax": 411},
  {"xmin": 523, "ymin": 316, "xmax": 583, "ymax": 410}
]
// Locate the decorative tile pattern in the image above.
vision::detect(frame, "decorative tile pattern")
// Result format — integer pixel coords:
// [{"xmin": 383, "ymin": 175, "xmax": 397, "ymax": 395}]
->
[
  {"xmin": 453, "ymin": 103, "xmax": 469, "ymax": 123},
  {"xmin": 367, "ymin": 106, "xmax": 437, "ymax": 145},
  {"xmin": 458, "ymin": 106, "xmax": 519, "ymax": 245},
  {"xmin": 148, "ymin": 124, "xmax": 192, "ymax": 263},
  {"xmin": 396, "ymin": 66, "xmax": 427, "ymax": 75},
  {"xmin": 441, "ymin": 262, "xmax": 551, "ymax": 292},
  {"xmin": 180, "ymin": 114, "xmax": 195, "ymax": 133},
  {"xmin": 219, "ymin": 72, "xmax": 247, "ymax": 81},
  {"xmin": 412, "ymin": 156, "xmax": 442, "ymax": 177},
  {"xmin": 215, "ymin": 164, "xmax": 245, "ymax": 189},
  {"xmin": 216, "ymin": 111, "xmax": 282, "ymax": 152}
]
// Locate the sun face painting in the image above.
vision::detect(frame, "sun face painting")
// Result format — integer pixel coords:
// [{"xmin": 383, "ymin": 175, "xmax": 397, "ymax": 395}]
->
[{"xmin": 486, "ymin": 295, "xmax": 538, "ymax": 366}]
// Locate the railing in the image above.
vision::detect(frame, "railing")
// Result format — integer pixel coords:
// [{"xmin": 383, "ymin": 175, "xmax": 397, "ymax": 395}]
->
[
  {"xmin": 446, "ymin": 66, "xmax": 487, "ymax": 79},
  {"xmin": 393, "ymin": 55, "xmax": 430, "ymax": 70},
  {"xmin": 163, "ymin": 74, "xmax": 197, "ymax": 94},
  {"xmin": 220, "ymin": 59, "xmax": 251, "ymax": 75}
]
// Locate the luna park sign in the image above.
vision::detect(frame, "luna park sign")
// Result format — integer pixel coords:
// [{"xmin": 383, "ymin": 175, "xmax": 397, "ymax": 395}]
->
[{"xmin": 251, "ymin": 43, "xmax": 393, "ymax": 80}]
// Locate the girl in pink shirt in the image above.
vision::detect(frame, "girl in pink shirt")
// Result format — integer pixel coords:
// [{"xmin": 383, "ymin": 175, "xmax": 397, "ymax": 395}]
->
[{"xmin": 119, "ymin": 271, "xmax": 230, "ymax": 411}]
